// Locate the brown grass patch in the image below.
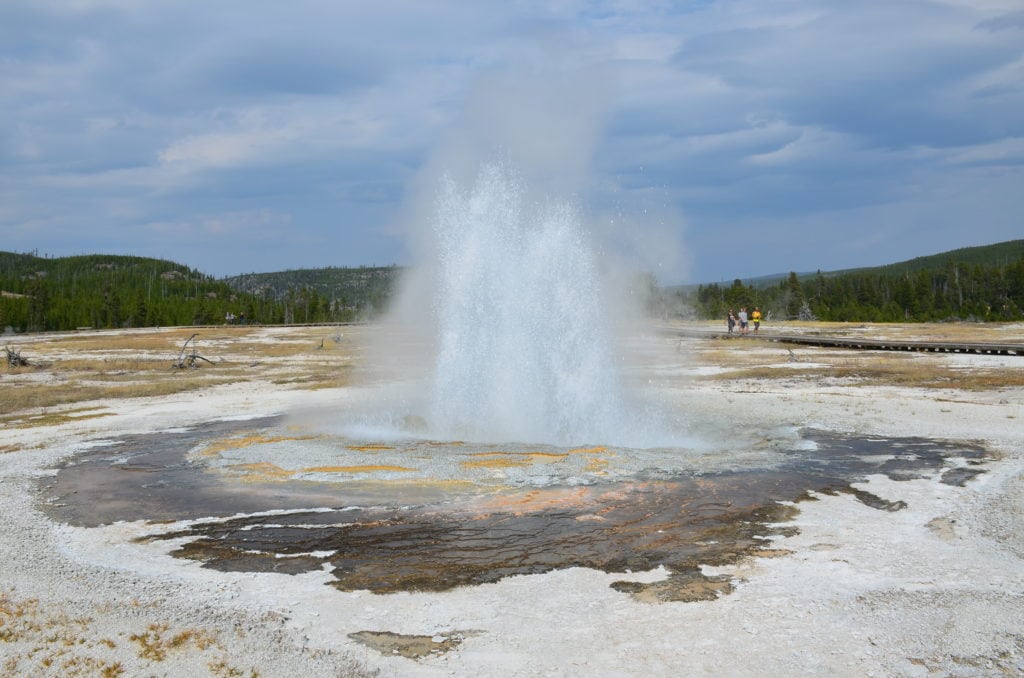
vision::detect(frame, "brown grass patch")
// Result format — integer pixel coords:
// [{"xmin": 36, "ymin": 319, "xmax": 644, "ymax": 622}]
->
[
  {"xmin": 0, "ymin": 327, "xmax": 358, "ymax": 419},
  {"xmin": 701, "ymin": 366, "xmax": 823, "ymax": 381},
  {"xmin": 208, "ymin": 656, "xmax": 261, "ymax": 678},
  {"xmin": 271, "ymin": 365, "xmax": 354, "ymax": 390},
  {"xmin": 3, "ymin": 362, "xmax": 35, "ymax": 374},
  {"xmin": 234, "ymin": 341, "xmax": 322, "ymax": 358},
  {"xmin": 40, "ymin": 328, "xmax": 214, "ymax": 352},
  {"xmin": 129, "ymin": 622, "xmax": 219, "ymax": 661},
  {"xmin": 0, "ymin": 594, "xmax": 42, "ymax": 642},
  {"xmin": 0, "ymin": 375, "xmax": 244, "ymax": 418},
  {"xmin": 703, "ymin": 354, "xmax": 1024, "ymax": 390},
  {"xmin": 2, "ymin": 326, "xmax": 360, "ymax": 420},
  {"xmin": 743, "ymin": 320, "xmax": 1023, "ymax": 343},
  {"xmin": 50, "ymin": 357, "xmax": 171, "ymax": 373},
  {"xmin": 21, "ymin": 326, "xmax": 350, "ymax": 367},
  {"xmin": 0, "ymin": 592, "xmax": 127, "ymax": 677},
  {"xmin": 824, "ymin": 357, "xmax": 1024, "ymax": 389},
  {"xmin": 698, "ymin": 346, "xmax": 783, "ymax": 367},
  {"xmin": 0, "ymin": 406, "xmax": 115, "ymax": 429},
  {"xmin": 300, "ymin": 372, "xmax": 355, "ymax": 390}
]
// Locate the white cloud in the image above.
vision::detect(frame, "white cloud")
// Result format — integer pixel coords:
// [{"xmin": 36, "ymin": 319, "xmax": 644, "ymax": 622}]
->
[
  {"xmin": 1, "ymin": 0, "xmax": 1021, "ymax": 280},
  {"xmin": 159, "ymin": 131, "xmax": 271, "ymax": 169},
  {"xmin": 744, "ymin": 126, "xmax": 859, "ymax": 167},
  {"xmin": 142, "ymin": 208, "xmax": 294, "ymax": 240},
  {"xmin": 940, "ymin": 136, "xmax": 1024, "ymax": 166}
]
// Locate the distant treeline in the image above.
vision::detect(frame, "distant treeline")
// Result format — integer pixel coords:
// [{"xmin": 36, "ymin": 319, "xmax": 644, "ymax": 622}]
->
[
  {"xmin": 0, "ymin": 252, "xmax": 397, "ymax": 332},
  {"xmin": 224, "ymin": 266, "xmax": 399, "ymax": 322},
  {"xmin": 4, "ymin": 240, "xmax": 1023, "ymax": 333},
  {"xmin": 681, "ymin": 251, "xmax": 1024, "ymax": 323}
]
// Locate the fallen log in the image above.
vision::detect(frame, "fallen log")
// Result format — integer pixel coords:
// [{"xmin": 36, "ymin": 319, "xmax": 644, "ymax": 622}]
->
[
  {"xmin": 171, "ymin": 334, "xmax": 214, "ymax": 369},
  {"xmin": 4, "ymin": 345, "xmax": 29, "ymax": 367}
]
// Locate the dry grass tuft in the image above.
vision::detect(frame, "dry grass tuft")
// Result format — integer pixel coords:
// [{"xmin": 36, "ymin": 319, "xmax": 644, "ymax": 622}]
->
[
  {"xmin": 0, "ymin": 592, "xmax": 125, "ymax": 677},
  {"xmin": 128, "ymin": 623, "xmax": 171, "ymax": 661},
  {"xmin": 50, "ymin": 357, "xmax": 171, "ymax": 373},
  {"xmin": 1, "ymin": 326, "xmax": 356, "ymax": 420},
  {"xmin": 0, "ymin": 594, "xmax": 43, "ymax": 642},
  {"xmin": 822, "ymin": 356, "xmax": 1024, "ymax": 389},
  {"xmin": 129, "ymin": 622, "xmax": 220, "ymax": 661},
  {"xmin": 701, "ymin": 366, "xmax": 822, "ymax": 381},
  {"xmin": 700, "ymin": 352, "xmax": 1024, "ymax": 390},
  {"xmin": 699, "ymin": 345, "xmax": 782, "ymax": 367},
  {"xmin": 0, "ymin": 376, "xmax": 242, "ymax": 419},
  {"xmin": 208, "ymin": 656, "xmax": 261, "ymax": 677},
  {"xmin": 0, "ymin": 407, "xmax": 115, "ymax": 429},
  {"xmin": 750, "ymin": 320, "xmax": 1023, "ymax": 343}
]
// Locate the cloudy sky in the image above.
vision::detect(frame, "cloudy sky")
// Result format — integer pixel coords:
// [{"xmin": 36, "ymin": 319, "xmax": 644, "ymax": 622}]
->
[{"xmin": 2, "ymin": 0, "xmax": 1022, "ymax": 283}]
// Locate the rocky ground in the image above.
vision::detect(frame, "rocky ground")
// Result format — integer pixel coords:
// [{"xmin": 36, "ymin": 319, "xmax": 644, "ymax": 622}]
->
[{"xmin": 1, "ymin": 322, "xmax": 1022, "ymax": 677}]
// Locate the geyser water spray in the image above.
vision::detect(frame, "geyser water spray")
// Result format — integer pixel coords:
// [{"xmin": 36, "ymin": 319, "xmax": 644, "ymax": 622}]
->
[{"xmin": 424, "ymin": 163, "xmax": 658, "ymax": 446}]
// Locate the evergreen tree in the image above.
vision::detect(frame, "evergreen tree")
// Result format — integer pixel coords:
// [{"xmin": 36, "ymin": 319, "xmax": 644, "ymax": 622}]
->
[
  {"xmin": 785, "ymin": 272, "xmax": 805, "ymax": 319},
  {"xmin": 26, "ymin": 277, "xmax": 48, "ymax": 331}
]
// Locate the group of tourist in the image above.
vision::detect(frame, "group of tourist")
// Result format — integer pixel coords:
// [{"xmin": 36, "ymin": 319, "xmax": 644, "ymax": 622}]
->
[{"xmin": 726, "ymin": 306, "xmax": 762, "ymax": 335}]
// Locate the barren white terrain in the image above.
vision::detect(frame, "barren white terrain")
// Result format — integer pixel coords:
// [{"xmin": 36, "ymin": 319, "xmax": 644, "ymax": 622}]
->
[{"xmin": 1, "ymin": 322, "xmax": 1022, "ymax": 677}]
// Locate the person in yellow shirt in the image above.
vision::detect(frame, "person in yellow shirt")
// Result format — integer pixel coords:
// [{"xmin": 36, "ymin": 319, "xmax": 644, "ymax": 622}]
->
[{"xmin": 752, "ymin": 307, "xmax": 762, "ymax": 332}]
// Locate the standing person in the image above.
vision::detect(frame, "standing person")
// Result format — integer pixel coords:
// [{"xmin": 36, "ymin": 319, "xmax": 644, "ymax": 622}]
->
[
  {"xmin": 738, "ymin": 307, "xmax": 749, "ymax": 334},
  {"xmin": 752, "ymin": 307, "xmax": 762, "ymax": 333},
  {"xmin": 727, "ymin": 309, "xmax": 736, "ymax": 335}
]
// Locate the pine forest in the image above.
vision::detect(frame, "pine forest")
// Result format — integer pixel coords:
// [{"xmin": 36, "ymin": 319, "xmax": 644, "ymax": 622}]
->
[{"xmin": 2, "ymin": 240, "xmax": 1022, "ymax": 333}]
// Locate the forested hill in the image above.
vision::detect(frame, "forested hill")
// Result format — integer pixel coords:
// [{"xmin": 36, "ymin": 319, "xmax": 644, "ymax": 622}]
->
[
  {"xmin": 826, "ymin": 239, "xmax": 1024, "ymax": 279},
  {"xmin": 223, "ymin": 266, "xmax": 400, "ymax": 318},
  {"xmin": 0, "ymin": 252, "xmax": 399, "ymax": 332},
  {"xmin": 0, "ymin": 252, "xmax": 283, "ymax": 332},
  {"xmin": 687, "ymin": 239, "xmax": 1024, "ymax": 322},
  {"xmin": 4, "ymin": 238, "xmax": 1023, "ymax": 333},
  {"xmin": 736, "ymin": 239, "xmax": 1024, "ymax": 287}
]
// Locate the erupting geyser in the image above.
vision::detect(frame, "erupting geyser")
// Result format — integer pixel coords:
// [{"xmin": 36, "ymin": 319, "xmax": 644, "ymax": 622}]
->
[{"xmin": 419, "ymin": 163, "xmax": 656, "ymax": 447}]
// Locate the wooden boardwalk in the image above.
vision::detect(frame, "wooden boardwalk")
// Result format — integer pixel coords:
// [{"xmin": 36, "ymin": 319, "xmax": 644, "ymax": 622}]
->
[{"xmin": 667, "ymin": 328, "xmax": 1023, "ymax": 357}]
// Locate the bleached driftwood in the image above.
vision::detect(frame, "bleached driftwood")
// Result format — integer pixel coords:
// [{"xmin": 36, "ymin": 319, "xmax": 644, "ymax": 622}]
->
[
  {"xmin": 4, "ymin": 345, "xmax": 29, "ymax": 367},
  {"xmin": 171, "ymin": 334, "xmax": 214, "ymax": 369}
]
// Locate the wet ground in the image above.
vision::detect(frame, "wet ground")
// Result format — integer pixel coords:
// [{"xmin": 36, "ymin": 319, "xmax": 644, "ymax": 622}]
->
[{"xmin": 39, "ymin": 418, "xmax": 990, "ymax": 602}]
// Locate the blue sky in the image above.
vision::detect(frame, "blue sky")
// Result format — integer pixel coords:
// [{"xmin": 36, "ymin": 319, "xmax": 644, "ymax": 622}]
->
[{"xmin": 2, "ymin": 0, "xmax": 1021, "ymax": 284}]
